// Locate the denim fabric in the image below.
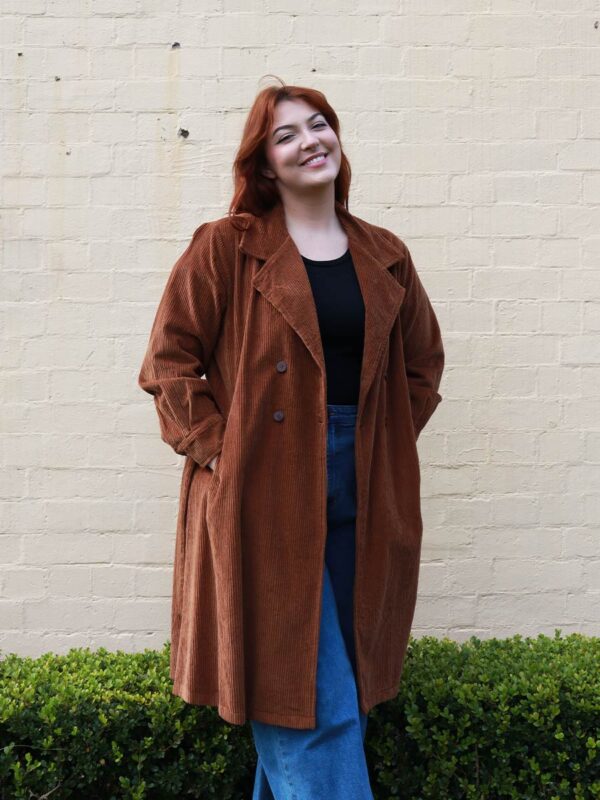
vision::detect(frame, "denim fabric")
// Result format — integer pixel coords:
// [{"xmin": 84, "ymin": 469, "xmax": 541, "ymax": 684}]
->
[{"xmin": 250, "ymin": 403, "xmax": 374, "ymax": 800}]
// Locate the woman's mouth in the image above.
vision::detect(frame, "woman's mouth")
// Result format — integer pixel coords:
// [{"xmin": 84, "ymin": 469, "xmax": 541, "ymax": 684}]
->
[{"xmin": 301, "ymin": 153, "xmax": 328, "ymax": 168}]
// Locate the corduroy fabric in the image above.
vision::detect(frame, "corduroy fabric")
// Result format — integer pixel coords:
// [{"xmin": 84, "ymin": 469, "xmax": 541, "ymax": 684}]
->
[{"xmin": 137, "ymin": 199, "xmax": 445, "ymax": 730}]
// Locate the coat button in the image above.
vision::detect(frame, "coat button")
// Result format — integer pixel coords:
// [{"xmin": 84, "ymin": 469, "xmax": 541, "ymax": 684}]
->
[
  {"xmin": 276, "ymin": 360, "xmax": 287, "ymax": 373},
  {"xmin": 273, "ymin": 410, "xmax": 285, "ymax": 422}
]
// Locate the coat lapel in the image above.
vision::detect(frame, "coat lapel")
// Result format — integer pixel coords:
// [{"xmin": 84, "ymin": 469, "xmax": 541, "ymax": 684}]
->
[{"xmin": 239, "ymin": 199, "xmax": 406, "ymax": 415}]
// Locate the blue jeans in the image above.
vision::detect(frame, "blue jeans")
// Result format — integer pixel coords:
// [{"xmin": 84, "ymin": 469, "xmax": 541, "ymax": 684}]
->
[{"xmin": 250, "ymin": 403, "xmax": 374, "ymax": 800}]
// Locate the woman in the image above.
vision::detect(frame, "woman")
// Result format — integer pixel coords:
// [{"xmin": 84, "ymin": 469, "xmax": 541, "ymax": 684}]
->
[{"xmin": 138, "ymin": 79, "xmax": 444, "ymax": 799}]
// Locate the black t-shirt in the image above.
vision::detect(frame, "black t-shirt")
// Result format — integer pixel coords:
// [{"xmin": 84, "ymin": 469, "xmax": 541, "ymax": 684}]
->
[{"xmin": 301, "ymin": 248, "xmax": 365, "ymax": 405}]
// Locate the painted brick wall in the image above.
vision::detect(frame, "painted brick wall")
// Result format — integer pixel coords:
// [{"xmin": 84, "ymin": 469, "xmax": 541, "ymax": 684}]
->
[{"xmin": 2, "ymin": 2, "xmax": 599, "ymax": 658}]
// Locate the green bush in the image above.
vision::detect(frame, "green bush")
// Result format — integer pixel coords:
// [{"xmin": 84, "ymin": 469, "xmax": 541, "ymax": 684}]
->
[
  {"xmin": 1, "ymin": 630, "xmax": 598, "ymax": 799},
  {"xmin": 368, "ymin": 631, "xmax": 600, "ymax": 800}
]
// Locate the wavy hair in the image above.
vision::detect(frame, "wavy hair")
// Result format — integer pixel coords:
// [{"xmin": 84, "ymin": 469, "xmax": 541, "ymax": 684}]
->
[{"xmin": 228, "ymin": 76, "xmax": 352, "ymax": 230}]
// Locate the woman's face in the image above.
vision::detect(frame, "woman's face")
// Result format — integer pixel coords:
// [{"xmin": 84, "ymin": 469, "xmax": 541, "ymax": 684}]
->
[{"xmin": 262, "ymin": 98, "xmax": 341, "ymax": 199}]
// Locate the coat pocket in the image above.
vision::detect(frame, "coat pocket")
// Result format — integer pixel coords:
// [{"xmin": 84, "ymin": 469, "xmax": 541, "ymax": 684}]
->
[
  {"xmin": 206, "ymin": 451, "xmax": 222, "ymax": 490},
  {"xmin": 205, "ymin": 452, "xmax": 223, "ymax": 540},
  {"xmin": 383, "ymin": 371, "xmax": 389, "ymax": 427},
  {"xmin": 172, "ymin": 456, "xmax": 198, "ymax": 655}
]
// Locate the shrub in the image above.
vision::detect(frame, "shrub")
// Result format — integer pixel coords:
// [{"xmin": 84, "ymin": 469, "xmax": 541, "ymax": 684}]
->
[{"xmin": 1, "ymin": 630, "xmax": 598, "ymax": 799}]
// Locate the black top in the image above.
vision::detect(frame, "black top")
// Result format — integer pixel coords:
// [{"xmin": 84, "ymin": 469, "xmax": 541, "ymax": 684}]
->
[{"xmin": 300, "ymin": 248, "xmax": 365, "ymax": 405}]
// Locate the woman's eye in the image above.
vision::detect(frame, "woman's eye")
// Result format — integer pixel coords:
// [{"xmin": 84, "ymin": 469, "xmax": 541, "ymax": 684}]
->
[{"xmin": 278, "ymin": 122, "xmax": 326, "ymax": 143}]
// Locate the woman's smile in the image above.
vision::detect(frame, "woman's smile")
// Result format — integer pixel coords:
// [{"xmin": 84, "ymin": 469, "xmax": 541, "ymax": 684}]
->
[{"xmin": 301, "ymin": 153, "xmax": 328, "ymax": 168}]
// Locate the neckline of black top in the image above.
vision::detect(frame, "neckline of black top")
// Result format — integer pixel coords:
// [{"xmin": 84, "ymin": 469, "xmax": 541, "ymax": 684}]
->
[{"xmin": 301, "ymin": 248, "xmax": 350, "ymax": 266}]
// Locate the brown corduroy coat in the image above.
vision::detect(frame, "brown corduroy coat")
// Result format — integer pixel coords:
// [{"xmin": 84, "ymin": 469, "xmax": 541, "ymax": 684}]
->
[{"xmin": 138, "ymin": 199, "xmax": 444, "ymax": 729}]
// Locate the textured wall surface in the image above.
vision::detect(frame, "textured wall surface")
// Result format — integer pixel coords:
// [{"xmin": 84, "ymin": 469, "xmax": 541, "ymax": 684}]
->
[{"xmin": 2, "ymin": 2, "xmax": 599, "ymax": 658}]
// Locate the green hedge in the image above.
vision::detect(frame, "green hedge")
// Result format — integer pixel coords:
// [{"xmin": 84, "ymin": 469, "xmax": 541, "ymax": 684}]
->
[{"xmin": 1, "ymin": 631, "xmax": 598, "ymax": 799}]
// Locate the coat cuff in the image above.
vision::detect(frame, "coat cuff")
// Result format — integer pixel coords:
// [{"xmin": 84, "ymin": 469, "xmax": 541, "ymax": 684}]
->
[{"xmin": 178, "ymin": 414, "xmax": 226, "ymax": 468}]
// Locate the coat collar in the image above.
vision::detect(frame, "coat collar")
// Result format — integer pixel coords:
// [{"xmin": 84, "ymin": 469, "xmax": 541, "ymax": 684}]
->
[
  {"xmin": 238, "ymin": 199, "xmax": 399, "ymax": 269},
  {"xmin": 239, "ymin": 199, "xmax": 406, "ymax": 418}
]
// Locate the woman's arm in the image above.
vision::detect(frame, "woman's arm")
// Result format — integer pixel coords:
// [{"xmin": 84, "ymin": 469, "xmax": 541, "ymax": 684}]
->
[
  {"xmin": 138, "ymin": 221, "xmax": 228, "ymax": 468},
  {"xmin": 398, "ymin": 243, "xmax": 445, "ymax": 440}
]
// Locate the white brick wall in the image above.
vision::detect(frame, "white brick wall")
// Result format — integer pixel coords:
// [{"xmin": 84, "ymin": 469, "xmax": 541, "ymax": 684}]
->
[{"xmin": 1, "ymin": 3, "xmax": 599, "ymax": 659}]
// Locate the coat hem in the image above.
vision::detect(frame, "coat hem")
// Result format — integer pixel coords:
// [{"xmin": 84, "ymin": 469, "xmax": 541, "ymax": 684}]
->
[
  {"xmin": 171, "ymin": 681, "xmax": 400, "ymax": 729},
  {"xmin": 361, "ymin": 683, "xmax": 400, "ymax": 715}
]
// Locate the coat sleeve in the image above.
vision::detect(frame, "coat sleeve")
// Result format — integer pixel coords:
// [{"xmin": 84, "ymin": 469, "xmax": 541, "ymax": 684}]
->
[
  {"xmin": 398, "ymin": 243, "xmax": 445, "ymax": 441},
  {"xmin": 137, "ymin": 221, "xmax": 228, "ymax": 468}
]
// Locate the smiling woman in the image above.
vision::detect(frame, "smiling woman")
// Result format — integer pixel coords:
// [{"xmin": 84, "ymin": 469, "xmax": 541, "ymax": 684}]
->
[
  {"xmin": 244, "ymin": 93, "xmax": 352, "ymax": 261},
  {"xmin": 261, "ymin": 101, "xmax": 342, "ymax": 207},
  {"xmin": 138, "ymin": 76, "xmax": 444, "ymax": 800}
]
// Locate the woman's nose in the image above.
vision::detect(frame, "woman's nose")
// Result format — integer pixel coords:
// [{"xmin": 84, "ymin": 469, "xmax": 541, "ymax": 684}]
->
[{"xmin": 300, "ymin": 131, "xmax": 320, "ymax": 148}]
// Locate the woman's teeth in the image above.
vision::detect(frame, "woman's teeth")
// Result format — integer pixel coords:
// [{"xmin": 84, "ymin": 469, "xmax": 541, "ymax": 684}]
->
[{"xmin": 303, "ymin": 154, "xmax": 326, "ymax": 166}]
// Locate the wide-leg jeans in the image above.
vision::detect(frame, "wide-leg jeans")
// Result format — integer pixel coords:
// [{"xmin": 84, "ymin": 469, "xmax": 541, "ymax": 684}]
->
[{"xmin": 250, "ymin": 403, "xmax": 374, "ymax": 800}]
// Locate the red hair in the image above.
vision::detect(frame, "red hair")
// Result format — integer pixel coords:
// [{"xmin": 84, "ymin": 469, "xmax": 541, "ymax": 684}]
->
[{"xmin": 228, "ymin": 76, "xmax": 352, "ymax": 230}]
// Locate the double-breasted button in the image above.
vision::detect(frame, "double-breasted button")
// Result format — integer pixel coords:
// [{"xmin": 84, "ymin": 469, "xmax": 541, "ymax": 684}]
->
[
  {"xmin": 276, "ymin": 360, "xmax": 287, "ymax": 373},
  {"xmin": 273, "ymin": 410, "xmax": 285, "ymax": 422}
]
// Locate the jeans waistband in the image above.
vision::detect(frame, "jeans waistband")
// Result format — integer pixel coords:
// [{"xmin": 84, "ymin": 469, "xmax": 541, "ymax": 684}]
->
[{"xmin": 327, "ymin": 403, "xmax": 358, "ymax": 421}]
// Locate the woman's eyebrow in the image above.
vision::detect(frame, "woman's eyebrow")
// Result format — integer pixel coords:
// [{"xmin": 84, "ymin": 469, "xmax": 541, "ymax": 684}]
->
[{"xmin": 272, "ymin": 112, "xmax": 324, "ymax": 137}]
